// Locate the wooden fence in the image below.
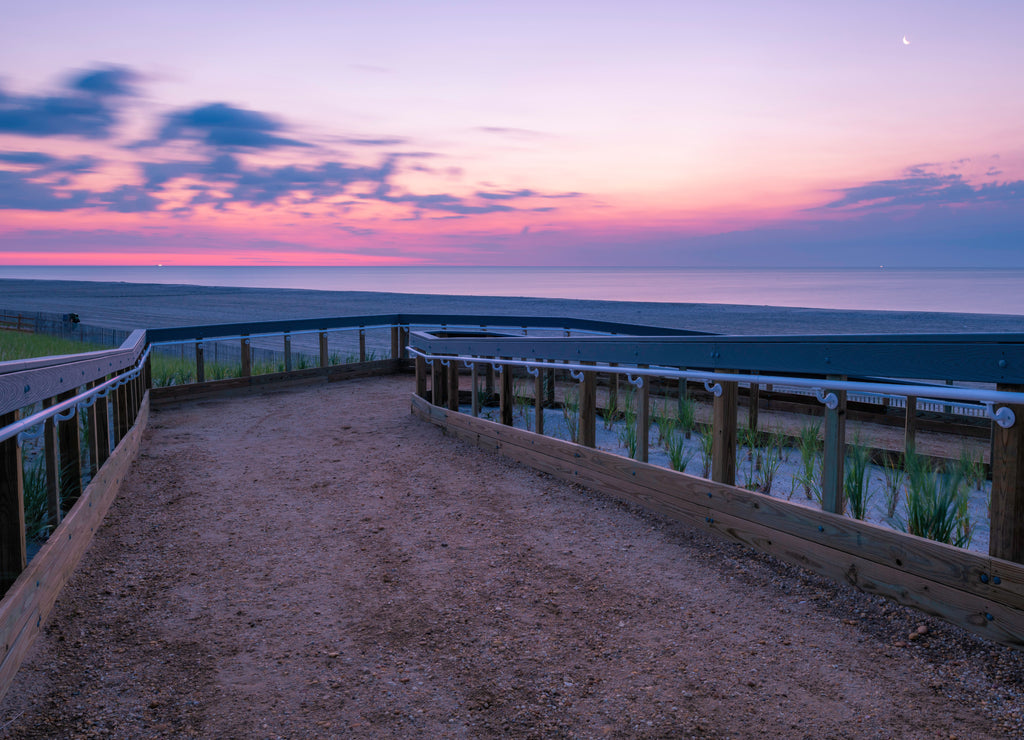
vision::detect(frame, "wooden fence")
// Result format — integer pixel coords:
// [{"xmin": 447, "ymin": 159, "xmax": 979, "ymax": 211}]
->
[{"xmin": 2, "ymin": 313, "xmax": 1024, "ymax": 702}]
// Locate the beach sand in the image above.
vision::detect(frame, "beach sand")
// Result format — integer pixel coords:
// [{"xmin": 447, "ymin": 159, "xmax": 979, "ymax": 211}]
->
[{"xmin": 2, "ymin": 277, "xmax": 1022, "ymax": 334}]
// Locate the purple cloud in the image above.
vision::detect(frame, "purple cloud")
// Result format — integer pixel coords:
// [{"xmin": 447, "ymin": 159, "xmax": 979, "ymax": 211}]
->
[
  {"xmin": 152, "ymin": 102, "xmax": 312, "ymax": 150},
  {"xmin": 0, "ymin": 65, "xmax": 137, "ymax": 139}
]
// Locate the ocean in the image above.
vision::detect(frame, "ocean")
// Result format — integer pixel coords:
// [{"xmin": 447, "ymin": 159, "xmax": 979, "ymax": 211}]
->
[{"xmin": 3, "ymin": 265, "xmax": 1024, "ymax": 316}]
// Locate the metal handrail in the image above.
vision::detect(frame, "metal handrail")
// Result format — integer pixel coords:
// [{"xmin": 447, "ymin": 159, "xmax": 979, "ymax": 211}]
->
[
  {"xmin": 407, "ymin": 348, "xmax": 1024, "ymax": 428},
  {"xmin": 0, "ymin": 346, "xmax": 151, "ymax": 446}
]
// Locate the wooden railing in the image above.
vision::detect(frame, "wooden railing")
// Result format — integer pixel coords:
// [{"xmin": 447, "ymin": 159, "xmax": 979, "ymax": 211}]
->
[
  {"xmin": 2, "ymin": 313, "xmax": 1024, "ymax": 701},
  {"xmin": 407, "ymin": 327, "xmax": 1024, "ymax": 649}
]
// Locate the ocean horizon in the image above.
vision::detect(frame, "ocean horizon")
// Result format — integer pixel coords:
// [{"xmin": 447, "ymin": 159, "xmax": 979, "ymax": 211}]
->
[{"xmin": 4, "ymin": 265, "xmax": 1024, "ymax": 316}]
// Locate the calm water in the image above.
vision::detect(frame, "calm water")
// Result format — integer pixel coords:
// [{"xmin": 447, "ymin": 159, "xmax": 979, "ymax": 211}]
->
[{"xmin": 4, "ymin": 266, "xmax": 1024, "ymax": 315}]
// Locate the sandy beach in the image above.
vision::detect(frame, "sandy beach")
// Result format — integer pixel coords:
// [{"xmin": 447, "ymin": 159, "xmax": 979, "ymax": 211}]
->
[{"xmin": 2, "ymin": 277, "xmax": 1023, "ymax": 335}]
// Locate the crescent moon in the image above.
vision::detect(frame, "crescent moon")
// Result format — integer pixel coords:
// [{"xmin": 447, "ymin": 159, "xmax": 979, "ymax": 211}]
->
[{"xmin": 902, "ymin": 35, "xmax": 910, "ymax": 45}]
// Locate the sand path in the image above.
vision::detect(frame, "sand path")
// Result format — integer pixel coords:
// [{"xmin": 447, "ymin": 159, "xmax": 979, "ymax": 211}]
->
[{"xmin": 2, "ymin": 376, "xmax": 1022, "ymax": 738}]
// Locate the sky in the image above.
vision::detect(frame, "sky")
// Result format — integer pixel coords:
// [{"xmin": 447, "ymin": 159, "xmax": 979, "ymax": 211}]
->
[{"xmin": 0, "ymin": 0, "xmax": 1022, "ymax": 267}]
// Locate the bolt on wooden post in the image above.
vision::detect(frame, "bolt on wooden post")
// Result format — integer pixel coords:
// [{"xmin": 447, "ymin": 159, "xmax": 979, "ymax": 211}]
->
[
  {"xmin": 580, "ymin": 364, "xmax": 597, "ymax": 448},
  {"xmin": 821, "ymin": 378, "xmax": 847, "ymax": 516},
  {"xmin": 711, "ymin": 374, "xmax": 737, "ymax": 486},
  {"xmin": 990, "ymin": 383, "xmax": 1024, "ymax": 563}
]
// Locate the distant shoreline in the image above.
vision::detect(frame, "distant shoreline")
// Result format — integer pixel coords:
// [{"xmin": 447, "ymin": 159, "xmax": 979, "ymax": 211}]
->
[{"xmin": 1, "ymin": 277, "xmax": 1022, "ymax": 336}]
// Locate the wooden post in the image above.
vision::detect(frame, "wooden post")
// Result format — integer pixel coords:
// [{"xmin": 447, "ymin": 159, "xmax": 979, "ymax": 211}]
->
[
  {"xmin": 486, "ymin": 364, "xmax": 495, "ymax": 396},
  {"xmin": 748, "ymin": 382, "xmax": 760, "ymax": 433},
  {"xmin": 0, "ymin": 410, "xmax": 26, "ymax": 592},
  {"xmin": 359, "ymin": 329, "xmax": 366, "ymax": 362},
  {"xmin": 86, "ymin": 380, "xmax": 100, "ymax": 479},
  {"xmin": 391, "ymin": 325, "xmax": 400, "ymax": 360},
  {"xmin": 42, "ymin": 398, "xmax": 61, "ymax": 528},
  {"xmin": 990, "ymin": 383, "xmax": 1024, "ymax": 563},
  {"xmin": 57, "ymin": 391, "xmax": 82, "ymax": 511},
  {"xmin": 712, "ymin": 376, "xmax": 737, "ymax": 486},
  {"xmin": 434, "ymin": 358, "xmax": 446, "ymax": 405},
  {"xmin": 500, "ymin": 362, "xmax": 514, "ymax": 426},
  {"xmin": 607, "ymin": 366, "xmax": 619, "ymax": 427},
  {"xmin": 283, "ymin": 334, "xmax": 292, "ymax": 372},
  {"xmin": 240, "ymin": 337, "xmax": 251, "ymax": 377},
  {"xmin": 447, "ymin": 361, "xmax": 460, "ymax": 412},
  {"xmin": 678, "ymin": 375, "xmax": 688, "ymax": 416},
  {"xmin": 534, "ymin": 369, "xmax": 544, "ymax": 434},
  {"xmin": 905, "ymin": 395, "xmax": 918, "ymax": 456},
  {"xmin": 637, "ymin": 367, "xmax": 650, "ymax": 462},
  {"xmin": 471, "ymin": 361, "xmax": 480, "ymax": 416},
  {"xmin": 399, "ymin": 326, "xmax": 409, "ymax": 360},
  {"xmin": 580, "ymin": 366, "xmax": 597, "ymax": 448},
  {"xmin": 821, "ymin": 378, "xmax": 847, "ymax": 515},
  {"xmin": 195, "ymin": 341, "xmax": 205, "ymax": 383},
  {"xmin": 545, "ymin": 368, "xmax": 555, "ymax": 408},
  {"xmin": 319, "ymin": 331, "xmax": 329, "ymax": 368},
  {"xmin": 415, "ymin": 354, "xmax": 428, "ymax": 399},
  {"xmin": 94, "ymin": 380, "xmax": 110, "ymax": 469}
]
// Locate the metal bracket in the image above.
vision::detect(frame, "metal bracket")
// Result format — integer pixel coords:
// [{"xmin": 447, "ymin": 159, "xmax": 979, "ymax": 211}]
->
[
  {"xmin": 703, "ymin": 379, "xmax": 723, "ymax": 397},
  {"xmin": 53, "ymin": 406, "xmax": 77, "ymax": 422},
  {"xmin": 526, "ymin": 366, "xmax": 540, "ymax": 377},
  {"xmin": 986, "ymin": 402, "xmax": 1016, "ymax": 429},
  {"xmin": 569, "ymin": 369, "xmax": 585, "ymax": 382},
  {"xmin": 626, "ymin": 374, "xmax": 644, "ymax": 389},
  {"xmin": 813, "ymin": 387, "xmax": 839, "ymax": 410},
  {"xmin": 16, "ymin": 424, "xmax": 45, "ymax": 448}
]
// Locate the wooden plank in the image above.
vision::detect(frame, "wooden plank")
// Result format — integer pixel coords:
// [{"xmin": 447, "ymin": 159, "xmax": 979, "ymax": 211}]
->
[
  {"xmin": 500, "ymin": 362, "xmax": 513, "ymax": 426},
  {"xmin": 991, "ymin": 383, "xmax": 1024, "ymax": 563},
  {"xmin": 580, "ymin": 367, "xmax": 596, "ymax": 448},
  {"xmin": 0, "ymin": 394, "xmax": 149, "ymax": 702},
  {"xmin": 57, "ymin": 390, "xmax": 81, "ymax": 511},
  {"xmin": 400, "ymin": 326, "xmax": 410, "ymax": 360},
  {"xmin": 41, "ymin": 399, "xmax": 61, "ymax": 529},
  {"xmin": 85, "ymin": 380, "xmax": 100, "ymax": 479},
  {"xmin": 415, "ymin": 354, "xmax": 428, "ymax": 399},
  {"xmin": 0, "ymin": 410, "xmax": 25, "ymax": 593},
  {"xmin": 712, "ymin": 376, "xmax": 737, "ymax": 485},
  {"xmin": 638, "ymin": 368, "xmax": 650, "ymax": 462},
  {"xmin": 359, "ymin": 329, "xmax": 366, "ymax": 362},
  {"xmin": 431, "ymin": 360, "xmax": 444, "ymax": 407},
  {"xmin": 905, "ymin": 395, "xmax": 918, "ymax": 455},
  {"xmin": 709, "ymin": 511, "xmax": 1024, "ymax": 647},
  {"xmin": 319, "ymin": 332, "xmax": 329, "ymax": 368},
  {"xmin": 447, "ymin": 361, "xmax": 460, "ymax": 412},
  {"xmin": 413, "ymin": 399, "xmax": 1024, "ymax": 624},
  {"xmin": 195, "ymin": 342, "xmax": 205, "ymax": 383},
  {"xmin": 391, "ymin": 326, "xmax": 400, "ymax": 360},
  {"xmin": 471, "ymin": 362, "xmax": 480, "ymax": 417},
  {"xmin": 0, "ymin": 330, "xmax": 146, "ymax": 416},
  {"xmin": 748, "ymin": 382, "xmax": 760, "ymax": 432},
  {"xmin": 94, "ymin": 383, "xmax": 110, "ymax": 469},
  {"xmin": 821, "ymin": 377, "xmax": 847, "ymax": 515},
  {"xmin": 284, "ymin": 334, "xmax": 293, "ymax": 372},
  {"xmin": 240, "ymin": 337, "xmax": 251, "ymax": 377},
  {"xmin": 534, "ymin": 368, "xmax": 544, "ymax": 435}
]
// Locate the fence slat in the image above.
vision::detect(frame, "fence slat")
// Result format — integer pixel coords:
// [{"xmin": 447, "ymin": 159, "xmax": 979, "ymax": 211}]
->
[
  {"xmin": 712, "ymin": 375, "xmax": 737, "ymax": 486},
  {"xmin": 0, "ymin": 410, "xmax": 25, "ymax": 593},
  {"xmin": 991, "ymin": 383, "xmax": 1024, "ymax": 563}
]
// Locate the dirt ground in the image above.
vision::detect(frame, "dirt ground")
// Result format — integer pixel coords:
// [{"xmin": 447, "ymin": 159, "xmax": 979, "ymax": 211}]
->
[{"xmin": 2, "ymin": 375, "xmax": 1023, "ymax": 739}]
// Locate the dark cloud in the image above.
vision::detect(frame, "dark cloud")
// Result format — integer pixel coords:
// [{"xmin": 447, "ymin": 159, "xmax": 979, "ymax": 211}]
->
[
  {"xmin": 0, "ymin": 170, "xmax": 89, "ymax": 211},
  {"xmin": 476, "ymin": 188, "xmax": 537, "ymax": 200},
  {"xmin": 0, "ymin": 151, "xmax": 56, "ymax": 165},
  {"xmin": 822, "ymin": 169, "xmax": 1024, "ymax": 210},
  {"xmin": 95, "ymin": 184, "xmax": 162, "ymax": 213},
  {"xmin": 153, "ymin": 102, "xmax": 312, "ymax": 150},
  {"xmin": 0, "ymin": 65, "xmax": 137, "ymax": 139},
  {"xmin": 340, "ymin": 136, "xmax": 407, "ymax": 147}
]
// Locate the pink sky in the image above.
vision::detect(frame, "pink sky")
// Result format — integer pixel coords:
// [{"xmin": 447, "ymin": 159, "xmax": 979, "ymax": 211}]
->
[{"xmin": 1, "ymin": 1, "xmax": 1022, "ymax": 266}]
